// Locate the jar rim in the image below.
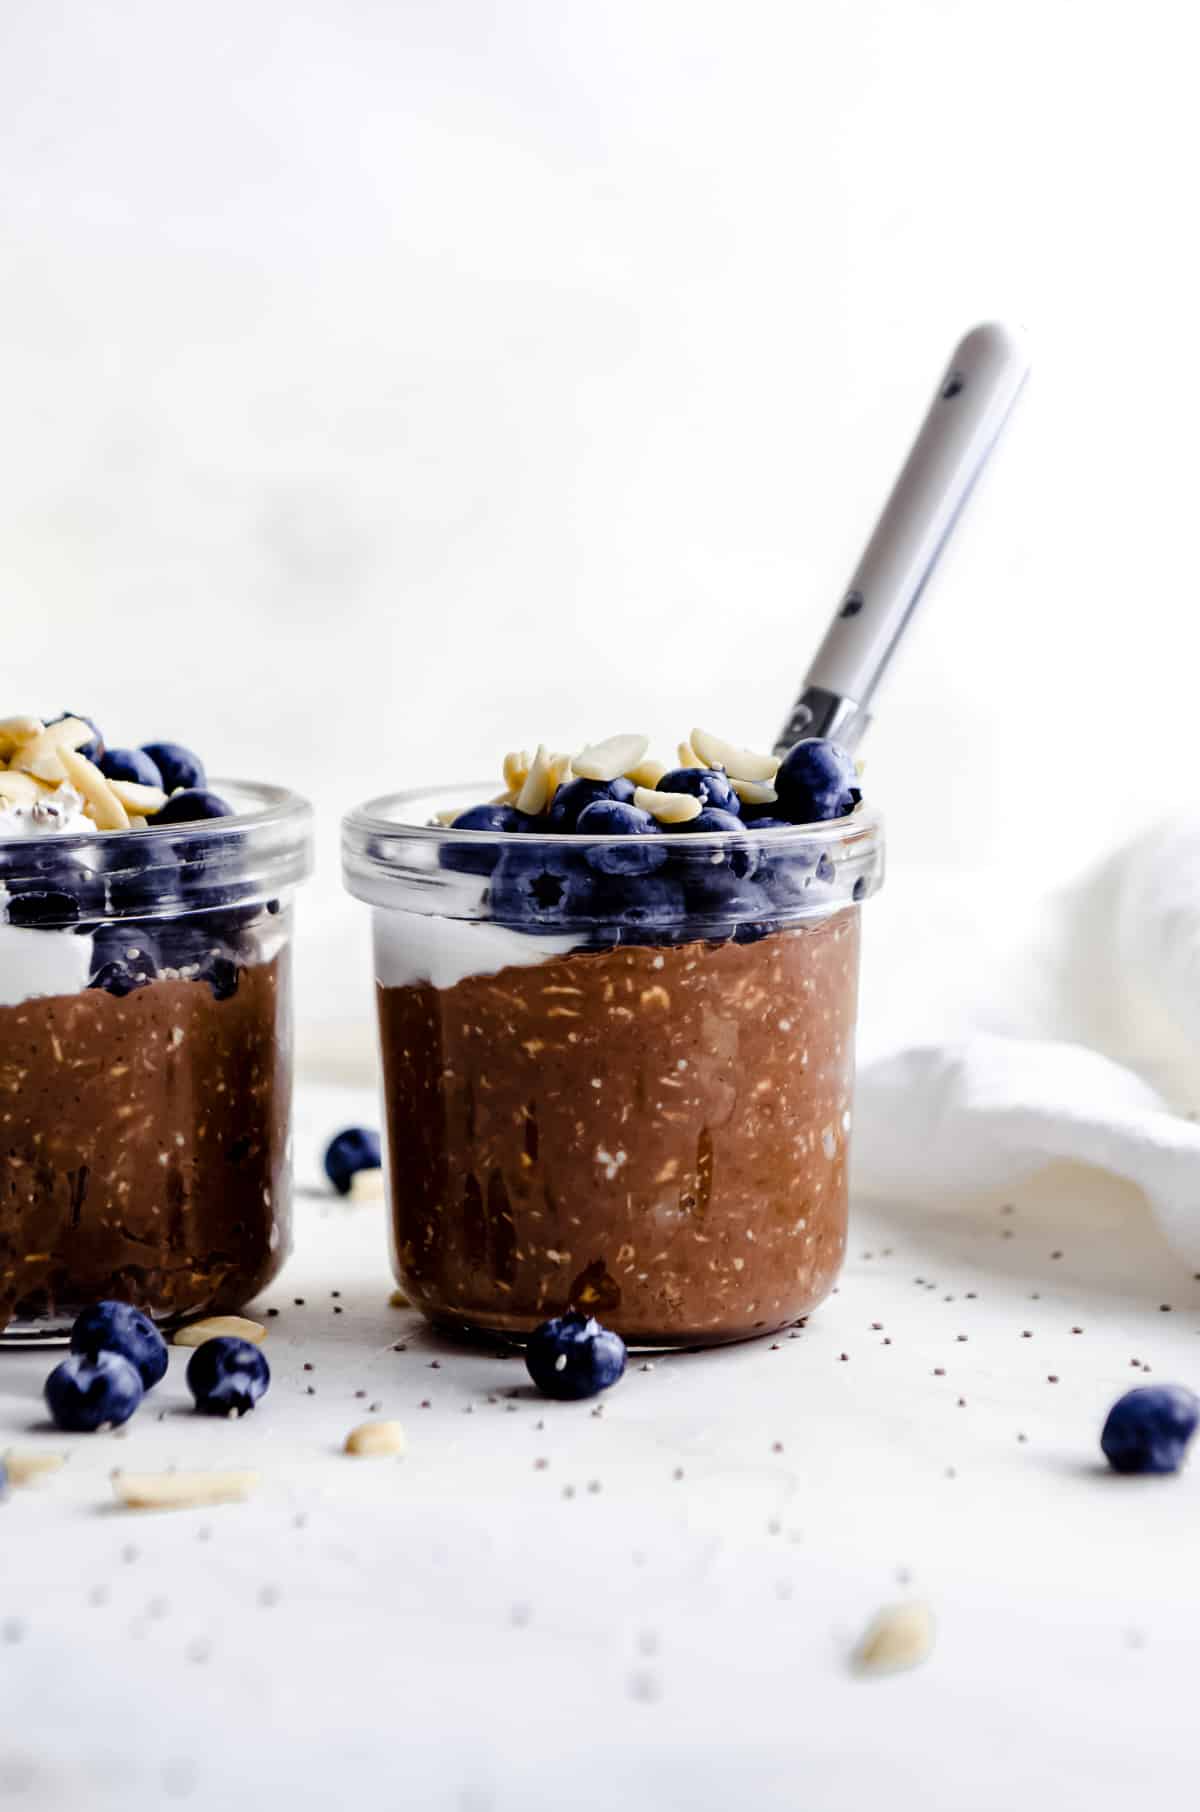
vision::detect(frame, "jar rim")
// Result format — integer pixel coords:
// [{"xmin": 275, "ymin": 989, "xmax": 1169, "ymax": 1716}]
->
[
  {"xmin": 0, "ymin": 780, "xmax": 313, "ymax": 927},
  {"xmin": 342, "ymin": 781, "xmax": 883, "ymax": 926}
]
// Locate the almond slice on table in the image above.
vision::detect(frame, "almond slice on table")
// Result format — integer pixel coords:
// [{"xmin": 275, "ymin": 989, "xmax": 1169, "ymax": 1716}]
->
[
  {"xmin": 730, "ymin": 777, "xmax": 778, "ymax": 806},
  {"xmin": 113, "ymin": 1469, "xmax": 258, "ymax": 1511},
  {"xmin": 690, "ymin": 728, "xmax": 780, "ymax": 783},
  {"xmin": 633, "ymin": 786, "xmax": 702, "ymax": 825},
  {"xmin": 56, "ymin": 748, "xmax": 130, "ymax": 831},
  {"xmin": 852, "ymin": 1601, "xmax": 936, "ymax": 1676},
  {"xmin": 348, "ymin": 1168, "xmax": 385, "ymax": 1202},
  {"xmin": 108, "ymin": 779, "xmax": 168, "ymax": 815},
  {"xmin": 172, "ymin": 1315, "xmax": 267, "ymax": 1347},
  {"xmin": 344, "ymin": 1420, "xmax": 407, "ymax": 1458},
  {"xmin": 626, "ymin": 757, "xmax": 668, "ymax": 790},
  {"xmin": 573, "ymin": 734, "xmax": 650, "ymax": 783},
  {"xmin": 516, "ymin": 744, "xmax": 555, "ymax": 815},
  {"xmin": 10, "ymin": 717, "xmax": 95, "ymax": 782},
  {"xmin": 4, "ymin": 1450, "xmax": 67, "ymax": 1487}
]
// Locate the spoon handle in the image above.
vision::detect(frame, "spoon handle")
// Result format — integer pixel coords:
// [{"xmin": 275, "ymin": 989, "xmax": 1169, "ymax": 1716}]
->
[{"xmin": 775, "ymin": 321, "xmax": 1030, "ymax": 754}]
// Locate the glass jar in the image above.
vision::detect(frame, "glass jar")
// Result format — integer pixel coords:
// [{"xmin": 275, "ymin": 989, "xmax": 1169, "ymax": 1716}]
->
[
  {"xmin": 343, "ymin": 783, "xmax": 883, "ymax": 1347},
  {"xmin": 0, "ymin": 782, "xmax": 312, "ymax": 1338}
]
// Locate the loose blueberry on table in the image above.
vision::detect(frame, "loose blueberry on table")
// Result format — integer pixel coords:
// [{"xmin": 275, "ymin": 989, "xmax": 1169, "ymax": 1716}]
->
[
  {"xmin": 45, "ymin": 1350, "xmax": 145, "ymax": 1432},
  {"xmin": 324, "ymin": 1127, "xmax": 383, "ymax": 1195},
  {"xmin": 526, "ymin": 1312, "xmax": 627, "ymax": 1400},
  {"xmin": 70, "ymin": 1300, "xmax": 169, "ymax": 1389},
  {"xmin": 187, "ymin": 1336, "xmax": 271, "ymax": 1417},
  {"xmin": 1101, "ymin": 1385, "xmax": 1200, "ymax": 1474}
]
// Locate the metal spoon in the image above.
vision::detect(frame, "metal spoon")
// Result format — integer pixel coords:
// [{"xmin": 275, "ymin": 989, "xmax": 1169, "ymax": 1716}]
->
[{"xmin": 775, "ymin": 321, "xmax": 1030, "ymax": 754}]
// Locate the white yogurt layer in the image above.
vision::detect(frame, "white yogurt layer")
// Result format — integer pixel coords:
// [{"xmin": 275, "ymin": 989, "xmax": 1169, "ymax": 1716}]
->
[
  {"xmin": 0, "ymin": 919, "xmax": 93, "ymax": 1008},
  {"xmin": 0, "ymin": 784, "xmax": 90, "ymax": 838},
  {"xmin": 373, "ymin": 908, "xmax": 578, "ymax": 991}
]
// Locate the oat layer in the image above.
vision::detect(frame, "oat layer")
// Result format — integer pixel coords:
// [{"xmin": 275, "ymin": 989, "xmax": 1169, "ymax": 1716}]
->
[
  {"xmin": 0, "ymin": 952, "xmax": 291, "ymax": 1332},
  {"xmin": 379, "ymin": 912, "xmax": 859, "ymax": 1345}
]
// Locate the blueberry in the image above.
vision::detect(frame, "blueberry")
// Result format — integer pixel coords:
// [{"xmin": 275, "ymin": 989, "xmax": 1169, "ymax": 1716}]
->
[
  {"xmin": 141, "ymin": 742, "xmax": 206, "ymax": 793},
  {"xmin": 186, "ymin": 1336, "xmax": 270, "ymax": 1417},
  {"xmin": 99, "ymin": 747, "xmax": 164, "ymax": 789},
  {"xmin": 738, "ymin": 813, "xmax": 792, "ymax": 829},
  {"xmin": 48, "ymin": 713, "xmax": 103, "ymax": 762},
  {"xmin": 525, "ymin": 1311, "xmax": 626, "ymax": 1400},
  {"xmin": 151, "ymin": 788, "xmax": 233, "ymax": 825},
  {"xmin": 1100, "ymin": 1385, "xmax": 1200, "ymax": 1474},
  {"xmin": 488, "ymin": 844, "xmax": 598, "ymax": 928},
  {"xmin": 591, "ymin": 871, "xmax": 689, "ymax": 944},
  {"xmin": 197, "ymin": 951, "xmax": 240, "ymax": 1001},
  {"xmin": 324, "ymin": 1126, "xmax": 382, "ymax": 1196},
  {"xmin": 69, "ymin": 1300, "xmax": 169, "ymax": 1389},
  {"xmin": 440, "ymin": 804, "xmax": 532, "ymax": 877},
  {"xmin": 656, "ymin": 768, "xmax": 741, "ymax": 815},
  {"xmin": 774, "ymin": 738, "xmax": 861, "ymax": 823},
  {"xmin": 5, "ymin": 889, "xmax": 81, "ymax": 929},
  {"xmin": 87, "ymin": 924, "xmax": 159, "ymax": 996},
  {"xmin": 45, "ymin": 1351, "xmax": 144, "ymax": 1431},
  {"xmin": 577, "ymin": 800, "xmax": 668, "ymax": 876},
  {"xmin": 546, "ymin": 777, "xmax": 636, "ymax": 832}
]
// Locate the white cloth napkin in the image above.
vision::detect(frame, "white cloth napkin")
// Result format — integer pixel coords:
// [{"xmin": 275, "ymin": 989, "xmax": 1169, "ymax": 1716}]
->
[{"xmin": 852, "ymin": 815, "xmax": 1200, "ymax": 1268}]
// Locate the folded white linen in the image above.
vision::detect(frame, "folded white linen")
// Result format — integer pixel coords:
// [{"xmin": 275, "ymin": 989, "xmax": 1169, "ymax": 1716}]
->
[{"xmin": 852, "ymin": 814, "xmax": 1200, "ymax": 1266}]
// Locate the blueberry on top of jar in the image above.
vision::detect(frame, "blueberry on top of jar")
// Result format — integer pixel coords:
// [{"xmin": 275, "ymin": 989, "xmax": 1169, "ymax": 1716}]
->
[
  {"xmin": 526, "ymin": 1311, "xmax": 626, "ymax": 1400},
  {"xmin": 70, "ymin": 1300, "xmax": 169, "ymax": 1389},
  {"xmin": 441, "ymin": 803, "xmax": 532, "ymax": 877},
  {"xmin": 577, "ymin": 800, "xmax": 667, "ymax": 876},
  {"xmin": 773, "ymin": 738, "xmax": 861, "ymax": 823},
  {"xmin": 99, "ymin": 748, "xmax": 164, "ymax": 789},
  {"xmin": 546, "ymin": 776, "xmax": 635, "ymax": 832},
  {"xmin": 656, "ymin": 767, "xmax": 741, "ymax": 815},
  {"xmin": 152, "ymin": 788, "xmax": 233, "ymax": 826},
  {"xmin": 141, "ymin": 741, "xmax": 206, "ymax": 794}
]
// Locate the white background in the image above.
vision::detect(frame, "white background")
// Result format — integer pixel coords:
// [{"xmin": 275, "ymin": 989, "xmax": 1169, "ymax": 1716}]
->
[{"xmin": 4, "ymin": 0, "xmax": 1199, "ymax": 1072}]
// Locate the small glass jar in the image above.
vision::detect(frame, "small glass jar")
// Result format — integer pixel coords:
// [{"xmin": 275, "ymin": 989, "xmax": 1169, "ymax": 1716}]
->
[
  {"xmin": 0, "ymin": 782, "xmax": 312, "ymax": 1338},
  {"xmin": 343, "ymin": 784, "xmax": 883, "ymax": 1347}
]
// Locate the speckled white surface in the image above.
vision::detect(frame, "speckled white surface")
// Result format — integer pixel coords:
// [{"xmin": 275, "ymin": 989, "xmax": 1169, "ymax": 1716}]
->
[{"xmin": 0, "ymin": 1083, "xmax": 1197, "ymax": 1809}]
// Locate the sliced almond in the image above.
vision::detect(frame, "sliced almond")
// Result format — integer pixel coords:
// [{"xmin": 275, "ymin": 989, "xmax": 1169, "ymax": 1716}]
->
[
  {"xmin": 502, "ymin": 749, "xmax": 532, "ymax": 792},
  {"xmin": 546, "ymin": 750, "xmax": 574, "ymax": 801},
  {"xmin": 0, "ymin": 769, "xmax": 47, "ymax": 805},
  {"xmin": 108, "ymin": 779, "xmax": 168, "ymax": 815},
  {"xmin": 0, "ymin": 716, "xmax": 45, "ymax": 756},
  {"xmin": 173, "ymin": 1315, "xmax": 267, "ymax": 1348},
  {"xmin": 56, "ymin": 747, "xmax": 130, "ymax": 831},
  {"xmin": 129, "ymin": 815, "xmax": 148, "ymax": 830},
  {"xmin": 10, "ymin": 716, "xmax": 94, "ymax": 782},
  {"xmin": 853, "ymin": 1601, "xmax": 935, "ymax": 1675},
  {"xmin": 573, "ymin": 734, "xmax": 650, "ymax": 783},
  {"xmin": 676, "ymin": 739, "xmax": 701, "ymax": 769},
  {"xmin": 388, "ymin": 1288, "xmax": 410, "ymax": 1308},
  {"xmin": 349, "ymin": 1168, "xmax": 385, "ymax": 1202},
  {"xmin": 4, "ymin": 1450, "xmax": 67, "ymax": 1487},
  {"xmin": 516, "ymin": 744, "xmax": 554, "ymax": 815},
  {"xmin": 691, "ymin": 728, "xmax": 780, "ymax": 782},
  {"xmin": 113, "ymin": 1469, "xmax": 258, "ymax": 1510},
  {"xmin": 626, "ymin": 757, "xmax": 668, "ymax": 789},
  {"xmin": 730, "ymin": 777, "xmax": 778, "ymax": 806},
  {"xmin": 344, "ymin": 1420, "xmax": 407, "ymax": 1458},
  {"xmin": 633, "ymin": 786, "xmax": 702, "ymax": 825}
]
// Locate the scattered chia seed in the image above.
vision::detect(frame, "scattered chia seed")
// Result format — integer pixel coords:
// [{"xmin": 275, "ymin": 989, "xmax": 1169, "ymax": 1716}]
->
[
  {"xmin": 1047, "ymin": 1375, "xmax": 1059, "ymax": 1383},
  {"xmin": 933, "ymin": 1368, "xmax": 945, "ymax": 1376}
]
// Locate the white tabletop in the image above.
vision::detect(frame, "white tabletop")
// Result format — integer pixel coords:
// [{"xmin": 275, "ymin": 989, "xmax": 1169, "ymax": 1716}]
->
[{"xmin": 0, "ymin": 1081, "xmax": 1194, "ymax": 1811}]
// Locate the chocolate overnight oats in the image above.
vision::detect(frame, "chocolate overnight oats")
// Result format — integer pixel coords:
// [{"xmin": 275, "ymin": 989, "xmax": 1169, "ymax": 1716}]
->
[
  {"xmin": 345, "ymin": 729, "xmax": 882, "ymax": 1346},
  {"xmin": 0, "ymin": 712, "xmax": 311, "ymax": 1337}
]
